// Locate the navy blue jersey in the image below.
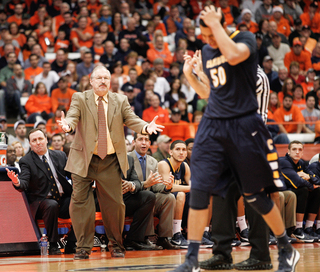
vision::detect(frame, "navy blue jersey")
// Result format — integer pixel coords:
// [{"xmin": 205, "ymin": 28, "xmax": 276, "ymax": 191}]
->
[
  {"xmin": 202, "ymin": 31, "xmax": 258, "ymax": 119},
  {"xmin": 164, "ymin": 158, "xmax": 187, "ymax": 185}
]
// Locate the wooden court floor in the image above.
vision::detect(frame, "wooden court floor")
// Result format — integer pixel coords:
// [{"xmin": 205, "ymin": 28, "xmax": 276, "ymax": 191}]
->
[{"xmin": 0, "ymin": 244, "xmax": 320, "ymax": 272}]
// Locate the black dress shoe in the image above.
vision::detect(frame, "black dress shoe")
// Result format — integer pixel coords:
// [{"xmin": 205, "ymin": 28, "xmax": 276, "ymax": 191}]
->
[
  {"xmin": 110, "ymin": 248, "xmax": 125, "ymax": 257},
  {"xmin": 145, "ymin": 238, "xmax": 163, "ymax": 250},
  {"xmin": 124, "ymin": 239, "xmax": 155, "ymax": 250},
  {"xmin": 156, "ymin": 237, "xmax": 180, "ymax": 250},
  {"xmin": 64, "ymin": 241, "xmax": 77, "ymax": 254},
  {"xmin": 49, "ymin": 246, "xmax": 63, "ymax": 255},
  {"xmin": 74, "ymin": 249, "xmax": 89, "ymax": 260},
  {"xmin": 234, "ymin": 258, "xmax": 273, "ymax": 270},
  {"xmin": 199, "ymin": 254, "xmax": 233, "ymax": 270}
]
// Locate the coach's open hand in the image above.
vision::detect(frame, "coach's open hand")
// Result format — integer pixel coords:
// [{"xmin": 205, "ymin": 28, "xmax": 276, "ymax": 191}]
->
[
  {"xmin": 147, "ymin": 116, "xmax": 164, "ymax": 135},
  {"xmin": 57, "ymin": 111, "xmax": 71, "ymax": 132}
]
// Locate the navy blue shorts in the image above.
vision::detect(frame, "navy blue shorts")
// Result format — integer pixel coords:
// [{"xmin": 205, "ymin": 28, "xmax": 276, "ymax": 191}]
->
[{"xmin": 190, "ymin": 113, "xmax": 285, "ymax": 197}]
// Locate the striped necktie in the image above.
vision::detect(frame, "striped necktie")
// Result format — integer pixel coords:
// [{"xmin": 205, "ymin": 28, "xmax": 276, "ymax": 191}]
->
[{"xmin": 98, "ymin": 96, "xmax": 108, "ymax": 159}]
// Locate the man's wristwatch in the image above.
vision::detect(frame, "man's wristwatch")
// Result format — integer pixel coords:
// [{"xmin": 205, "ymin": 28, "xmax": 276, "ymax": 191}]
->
[{"xmin": 130, "ymin": 182, "xmax": 136, "ymax": 193}]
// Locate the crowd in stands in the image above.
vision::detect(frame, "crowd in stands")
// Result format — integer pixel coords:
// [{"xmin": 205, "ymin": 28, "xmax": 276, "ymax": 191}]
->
[{"xmin": 3, "ymin": 0, "xmax": 320, "ymax": 254}]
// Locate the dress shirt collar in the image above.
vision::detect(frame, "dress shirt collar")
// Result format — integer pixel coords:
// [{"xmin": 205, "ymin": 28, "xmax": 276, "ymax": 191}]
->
[
  {"xmin": 135, "ymin": 150, "xmax": 146, "ymax": 161},
  {"xmin": 94, "ymin": 92, "xmax": 108, "ymax": 104}
]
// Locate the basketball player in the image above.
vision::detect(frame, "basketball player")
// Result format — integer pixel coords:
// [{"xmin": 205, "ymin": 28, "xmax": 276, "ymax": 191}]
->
[{"xmin": 169, "ymin": 5, "xmax": 299, "ymax": 272}]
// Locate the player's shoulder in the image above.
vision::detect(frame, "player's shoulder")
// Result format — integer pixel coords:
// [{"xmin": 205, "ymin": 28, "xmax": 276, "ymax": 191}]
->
[{"xmin": 231, "ymin": 30, "xmax": 255, "ymax": 42}]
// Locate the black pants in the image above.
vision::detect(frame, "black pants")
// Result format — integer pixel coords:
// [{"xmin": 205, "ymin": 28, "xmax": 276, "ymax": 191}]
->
[
  {"xmin": 35, "ymin": 196, "xmax": 76, "ymax": 243},
  {"xmin": 211, "ymin": 180, "xmax": 270, "ymax": 262},
  {"xmin": 124, "ymin": 190, "xmax": 156, "ymax": 242},
  {"xmin": 291, "ymin": 186, "xmax": 320, "ymax": 215}
]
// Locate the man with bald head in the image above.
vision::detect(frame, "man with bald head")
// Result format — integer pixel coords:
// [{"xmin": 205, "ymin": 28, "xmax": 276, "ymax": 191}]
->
[
  {"xmin": 175, "ymin": 18, "xmax": 192, "ymax": 46},
  {"xmin": 24, "ymin": 44, "xmax": 48, "ymax": 69},
  {"xmin": 58, "ymin": 65, "xmax": 164, "ymax": 259},
  {"xmin": 100, "ymin": 41, "xmax": 117, "ymax": 72},
  {"xmin": 119, "ymin": 17, "xmax": 139, "ymax": 44}
]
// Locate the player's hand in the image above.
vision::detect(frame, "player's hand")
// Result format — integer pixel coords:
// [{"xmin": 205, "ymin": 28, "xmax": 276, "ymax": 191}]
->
[
  {"xmin": 183, "ymin": 53, "xmax": 196, "ymax": 75},
  {"xmin": 57, "ymin": 111, "xmax": 71, "ymax": 132},
  {"xmin": 122, "ymin": 179, "xmax": 133, "ymax": 194},
  {"xmin": 144, "ymin": 171, "xmax": 163, "ymax": 188},
  {"xmin": 193, "ymin": 50, "xmax": 203, "ymax": 75},
  {"xmin": 6, "ymin": 168, "xmax": 20, "ymax": 186},
  {"xmin": 147, "ymin": 116, "xmax": 164, "ymax": 135},
  {"xmin": 200, "ymin": 5, "xmax": 222, "ymax": 28},
  {"xmin": 163, "ymin": 172, "xmax": 174, "ymax": 190},
  {"xmin": 297, "ymin": 171, "xmax": 310, "ymax": 180}
]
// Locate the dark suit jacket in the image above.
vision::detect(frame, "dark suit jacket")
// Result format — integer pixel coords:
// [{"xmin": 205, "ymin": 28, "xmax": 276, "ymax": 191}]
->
[
  {"xmin": 14, "ymin": 150, "xmax": 72, "ymax": 218},
  {"xmin": 122, "ymin": 155, "xmax": 142, "ymax": 199}
]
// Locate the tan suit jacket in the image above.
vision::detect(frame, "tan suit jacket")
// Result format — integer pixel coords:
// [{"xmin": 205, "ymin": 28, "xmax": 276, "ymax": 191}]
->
[
  {"xmin": 128, "ymin": 150, "xmax": 166, "ymax": 193},
  {"xmin": 65, "ymin": 90, "xmax": 147, "ymax": 177}
]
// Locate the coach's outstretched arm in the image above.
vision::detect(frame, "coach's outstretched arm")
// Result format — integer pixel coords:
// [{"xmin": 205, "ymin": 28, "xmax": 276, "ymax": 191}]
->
[{"xmin": 200, "ymin": 5, "xmax": 250, "ymax": 66}]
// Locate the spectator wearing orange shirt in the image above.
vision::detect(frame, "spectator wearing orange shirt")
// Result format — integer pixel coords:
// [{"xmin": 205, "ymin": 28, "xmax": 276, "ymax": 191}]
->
[
  {"xmin": 270, "ymin": 6, "xmax": 291, "ymax": 37},
  {"xmin": 142, "ymin": 94, "xmax": 170, "ymax": 124},
  {"xmin": 30, "ymin": 6, "xmax": 47, "ymax": 27},
  {"xmin": 147, "ymin": 35, "xmax": 173, "ymax": 69},
  {"xmin": 52, "ymin": 2, "xmax": 71, "ymax": 37},
  {"xmin": 87, "ymin": 0, "xmax": 102, "ymax": 15},
  {"xmin": 301, "ymin": 68, "xmax": 317, "ymax": 95},
  {"xmin": 218, "ymin": 0, "xmax": 240, "ymax": 27},
  {"xmin": 51, "ymin": 77, "xmax": 76, "ymax": 113},
  {"xmin": 9, "ymin": 22, "xmax": 26, "ymax": 48},
  {"xmin": 153, "ymin": 14, "xmax": 168, "ymax": 37},
  {"xmin": 24, "ymin": 54, "xmax": 43, "ymax": 86},
  {"xmin": 54, "ymin": 29, "xmax": 70, "ymax": 53},
  {"xmin": 36, "ymin": 16, "xmax": 55, "ymax": 53},
  {"xmin": 25, "ymin": 82, "xmax": 53, "ymax": 123},
  {"xmin": 292, "ymin": 84, "xmax": 306, "ymax": 111},
  {"xmin": 7, "ymin": 3, "xmax": 23, "ymax": 26},
  {"xmin": 90, "ymin": 32, "xmax": 105, "ymax": 64},
  {"xmin": 122, "ymin": 51, "xmax": 143, "ymax": 76},
  {"xmin": 46, "ymin": 106, "xmax": 66, "ymax": 139},
  {"xmin": 161, "ymin": 108, "xmax": 191, "ymax": 142},
  {"xmin": 236, "ymin": 9, "xmax": 258, "ymax": 34},
  {"xmin": 284, "ymin": 39, "xmax": 312, "ymax": 76},
  {"xmin": 273, "ymin": 94, "xmax": 312, "ymax": 133},
  {"xmin": 70, "ymin": 16, "xmax": 94, "ymax": 51},
  {"xmin": 300, "ymin": 1, "xmax": 320, "ymax": 35},
  {"xmin": 153, "ymin": 0, "xmax": 170, "ymax": 20},
  {"xmin": 301, "ymin": 25, "xmax": 317, "ymax": 54},
  {"xmin": 163, "ymin": 5, "xmax": 183, "ymax": 35}
]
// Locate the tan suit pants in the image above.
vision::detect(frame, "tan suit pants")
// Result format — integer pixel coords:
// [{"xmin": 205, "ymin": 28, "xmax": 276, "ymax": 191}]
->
[
  {"xmin": 70, "ymin": 154, "xmax": 125, "ymax": 253},
  {"xmin": 145, "ymin": 192, "xmax": 175, "ymax": 238}
]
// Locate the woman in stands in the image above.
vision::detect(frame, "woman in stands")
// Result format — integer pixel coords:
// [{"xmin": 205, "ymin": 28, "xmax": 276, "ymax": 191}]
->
[
  {"xmin": 22, "ymin": 35, "xmax": 38, "ymax": 61},
  {"xmin": 111, "ymin": 61, "xmax": 129, "ymax": 89},
  {"xmin": 98, "ymin": 21, "xmax": 115, "ymax": 45},
  {"xmin": 278, "ymin": 77, "xmax": 295, "ymax": 103},
  {"xmin": 110, "ymin": 12, "xmax": 124, "ymax": 46},
  {"xmin": 164, "ymin": 79, "xmax": 186, "ymax": 110},
  {"xmin": 25, "ymin": 82, "xmax": 53, "ymax": 124},
  {"xmin": 9, "ymin": 22, "xmax": 26, "ymax": 48},
  {"xmin": 12, "ymin": 141, "xmax": 25, "ymax": 162},
  {"xmin": 268, "ymin": 92, "xmax": 281, "ymax": 115}
]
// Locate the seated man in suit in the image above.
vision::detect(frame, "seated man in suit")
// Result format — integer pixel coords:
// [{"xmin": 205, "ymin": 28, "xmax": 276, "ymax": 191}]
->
[
  {"xmin": 128, "ymin": 133, "xmax": 180, "ymax": 250},
  {"xmin": 6, "ymin": 128, "xmax": 76, "ymax": 254}
]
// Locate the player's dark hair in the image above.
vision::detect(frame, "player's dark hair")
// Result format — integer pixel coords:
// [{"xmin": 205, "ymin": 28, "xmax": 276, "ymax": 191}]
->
[
  {"xmin": 185, "ymin": 138, "xmax": 194, "ymax": 147},
  {"xmin": 288, "ymin": 140, "xmax": 303, "ymax": 150},
  {"xmin": 170, "ymin": 140, "xmax": 186, "ymax": 150},
  {"xmin": 199, "ymin": 7, "xmax": 225, "ymax": 27}
]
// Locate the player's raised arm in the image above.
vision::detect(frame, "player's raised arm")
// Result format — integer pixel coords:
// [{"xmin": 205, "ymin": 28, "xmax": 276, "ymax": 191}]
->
[
  {"xmin": 200, "ymin": 5, "xmax": 250, "ymax": 66},
  {"xmin": 183, "ymin": 52, "xmax": 210, "ymax": 98}
]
